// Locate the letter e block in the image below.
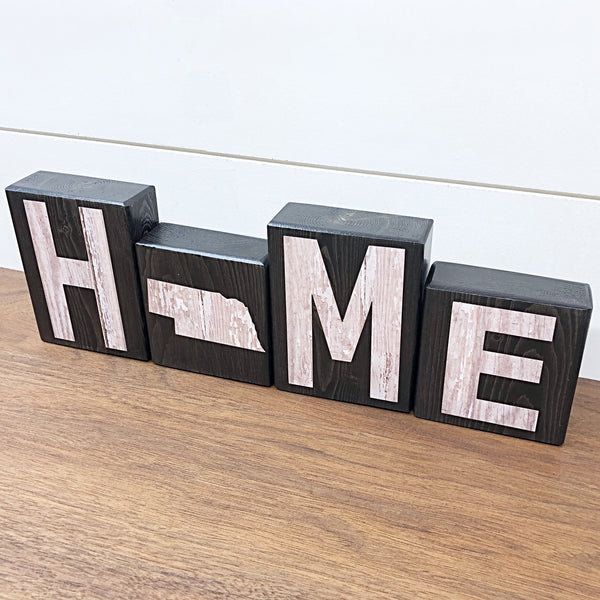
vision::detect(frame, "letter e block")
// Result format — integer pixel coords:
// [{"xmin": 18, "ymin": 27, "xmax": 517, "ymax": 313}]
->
[
  {"xmin": 6, "ymin": 171, "xmax": 158, "ymax": 359},
  {"xmin": 268, "ymin": 202, "xmax": 433, "ymax": 411},
  {"xmin": 414, "ymin": 262, "xmax": 593, "ymax": 444},
  {"xmin": 136, "ymin": 223, "xmax": 272, "ymax": 386}
]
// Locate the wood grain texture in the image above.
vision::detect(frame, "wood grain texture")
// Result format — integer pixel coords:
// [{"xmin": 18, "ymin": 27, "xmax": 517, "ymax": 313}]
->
[
  {"xmin": 137, "ymin": 223, "xmax": 272, "ymax": 386},
  {"xmin": 6, "ymin": 171, "xmax": 158, "ymax": 360},
  {"xmin": 1, "ymin": 267, "xmax": 599, "ymax": 600},
  {"xmin": 23, "ymin": 199, "xmax": 95, "ymax": 342},
  {"xmin": 269, "ymin": 202, "xmax": 433, "ymax": 412},
  {"xmin": 79, "ymin": 206, "xmax": 128, "ymax": 351},
  {"xmin": 284, "ymin": 236, "xmax": 404, "ymax": 402},
  {"xmin": 415, "ymin": 262, "xmax": 593, "ymax": 445},
  {"xmin": 442, "ymin": 302, "xmax": 557, "ymax": 431},
  {"xmin": 23, "ymin": 200, "xmax": 127, "ymax": 350},
  {"xmin": 147, "ymin": 279, "xmax": 265, "ymax": 352}
]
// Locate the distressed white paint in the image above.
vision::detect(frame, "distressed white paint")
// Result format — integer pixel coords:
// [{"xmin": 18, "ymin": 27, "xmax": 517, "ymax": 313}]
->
[
  {"xmin": 23, "ymin": 200, "xmax": 126, "ymax": 350},
  {"xmin": 147, "ymin": 279, "xmax": 264, "ymax": 352},
  {"xmin": 79, "ymin": 207, "xmax": 128, "ymax": 351},
  {"xmin": 283, "ymin": 236, "xmax": 404, "ymax": 402},
  {"xmin": 441, "ymin": 302, "xmax": 556, "ymax": 431}
]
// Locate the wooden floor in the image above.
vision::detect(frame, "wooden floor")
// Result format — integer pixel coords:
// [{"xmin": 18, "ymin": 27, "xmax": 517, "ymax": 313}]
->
[{"xmin": 0, "ymin": 267, "xmax": 598, "ymax": 599}]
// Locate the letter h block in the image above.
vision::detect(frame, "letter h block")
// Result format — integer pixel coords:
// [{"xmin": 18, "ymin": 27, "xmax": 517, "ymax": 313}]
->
[
  {"xmin": 414, "ymin": 262, "xmax": 593, "ymax": 444},
  {"xmin": 136, "ymin": 223, "xmax": 272, "ymax": 386},
  {"xmin": 6, "ymin": 171, "xmax": 158, "ymax": 359},
  {"xmin": 268, "ymin": 202, "xmax": 433, "ymax": 411}
]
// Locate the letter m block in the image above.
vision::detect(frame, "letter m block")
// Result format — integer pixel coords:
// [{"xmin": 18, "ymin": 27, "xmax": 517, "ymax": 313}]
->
[
  {"xmin": 268, "ymin": 202, "xmax": 433, "ymax": 411},
  {"xmin": 6, "ymin": 171, "xmax": 158, "ymax": 359}
]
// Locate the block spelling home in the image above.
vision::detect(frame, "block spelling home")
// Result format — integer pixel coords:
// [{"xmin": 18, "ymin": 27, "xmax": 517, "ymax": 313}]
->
[{"xmin": 6, "ymin": 171, "xmax": 593, "ymax": 445}]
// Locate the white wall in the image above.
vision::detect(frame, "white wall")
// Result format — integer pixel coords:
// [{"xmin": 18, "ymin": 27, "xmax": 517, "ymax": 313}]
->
[{"xmin": 1, "ymin": 2, "xmax": 598, "ymax": 378}]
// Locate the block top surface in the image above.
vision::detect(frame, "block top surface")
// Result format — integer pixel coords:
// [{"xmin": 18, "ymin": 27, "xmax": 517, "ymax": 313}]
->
[
  {"xmin": 137, "ymin": 222, "xmax": 268, "ymax": 265},
  {"xmin": 427, "ymin": 261, "xmax": 593, "ymax": 310},
  {"xmin": 268, "ymin": 202, "xmax": 433, "ymax": 244},
  {"xmin": 6, "ymin": 171, "xmax": 152, "ymax": 205}
]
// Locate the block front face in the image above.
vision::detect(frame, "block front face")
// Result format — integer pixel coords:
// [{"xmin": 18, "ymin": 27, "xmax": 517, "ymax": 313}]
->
[
  {"xmin": 414, "ymin": 262, "xmax": 593, "ymax": 444},
  {"xmin": 6, "ymin": 171, "xmax": 158, "ymax": 359},
  {"xmin": 268, "ymin": 202, "xmax": 433, "ymax": 411},
  {"xmin": 136, "ymin": 224, "xmax": 272, "ymax": 386}
]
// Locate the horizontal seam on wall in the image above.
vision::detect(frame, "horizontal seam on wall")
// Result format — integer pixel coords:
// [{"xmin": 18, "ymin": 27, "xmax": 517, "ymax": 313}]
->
[{"xmin": 1, "ymin": 125, "xmax": 599, "ymax": 203}]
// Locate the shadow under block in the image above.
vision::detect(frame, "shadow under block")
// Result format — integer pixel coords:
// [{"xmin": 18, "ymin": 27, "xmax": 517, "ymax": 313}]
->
[
  {"xmin": 136, "ymin": 223, "xmax": 272, "ymax": 386},
  {"xmin": 414, "ymin": 262, "xmax": 593, "ymax": 445},
  {"xmin": 268, "ymin": 202, "xmax": 433, "ymax": 411},
  {"xmin": 6, "ymin": 171, "xmax": 158, "ymax": 359}
]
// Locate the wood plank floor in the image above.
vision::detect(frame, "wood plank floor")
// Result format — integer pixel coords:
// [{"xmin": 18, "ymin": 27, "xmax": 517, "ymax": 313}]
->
[{"xmin": 0, "ymin": 267, "xmax": 598, "ymax": 599}]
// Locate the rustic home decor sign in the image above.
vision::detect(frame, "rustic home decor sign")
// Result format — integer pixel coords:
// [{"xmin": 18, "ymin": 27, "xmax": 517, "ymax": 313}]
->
[{"xmin": 6, "ymin": 171, "xmax": 593, "ymax": 445}]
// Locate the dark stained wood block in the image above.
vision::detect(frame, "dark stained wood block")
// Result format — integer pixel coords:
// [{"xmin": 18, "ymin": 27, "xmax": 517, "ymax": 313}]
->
[
  {"xmin": 268, "ymin": 202, "xmax": 433, "ymax": 411},
  {"xmin": 6, "ymin": 170, "xmax": 158, "ymax": 360},
  {"xmin": 136, "ymin": 223, "xmax": 272, "ymax": 386},
  {"xmin": 414, "ymin": 262, "xmax": 593, "ymax": 444}
]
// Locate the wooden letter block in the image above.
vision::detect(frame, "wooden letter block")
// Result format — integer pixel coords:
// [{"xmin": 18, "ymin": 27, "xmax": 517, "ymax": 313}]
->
[
  {"xmin": 414, "ymin": 262, "xmax": 593, "ymax": 444},
  {"xmin": 136, "ymin": 223, "xmax": 272, "ymax": 386},
  {"xmin": 6, "ymin": 171, "xmax": 158, "ymax": 359},
  {"xmin": 268, "ymin": 202, "xmax": 433, "ymax": 411}
]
